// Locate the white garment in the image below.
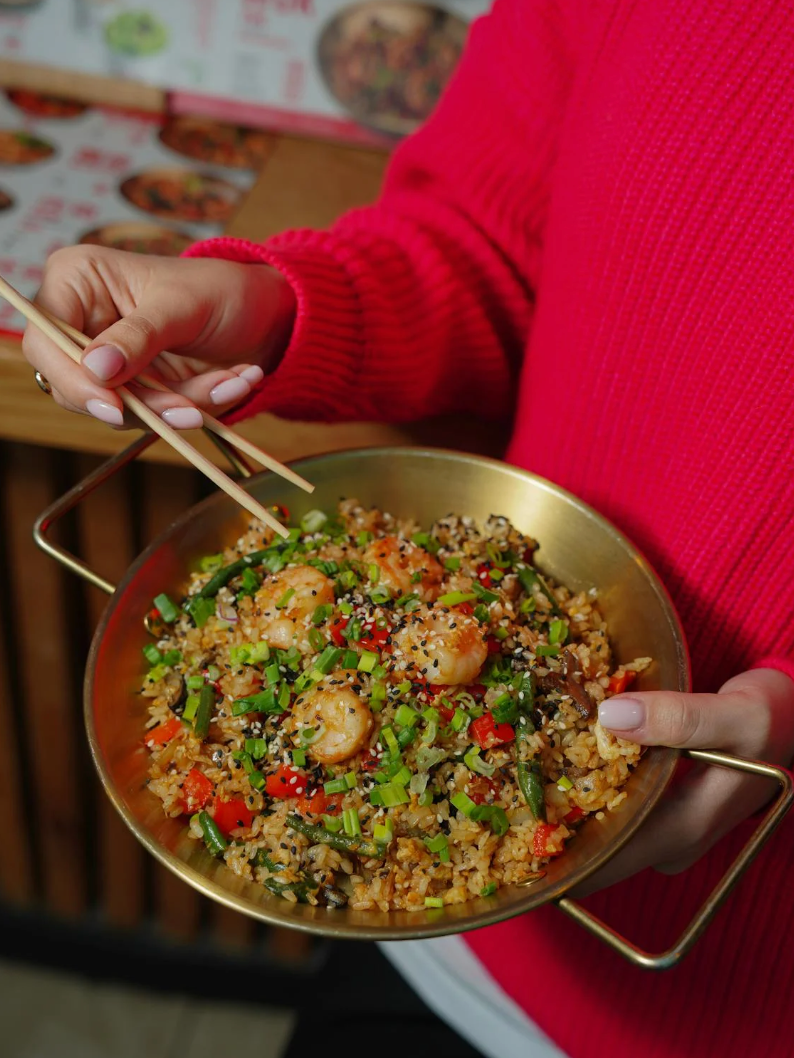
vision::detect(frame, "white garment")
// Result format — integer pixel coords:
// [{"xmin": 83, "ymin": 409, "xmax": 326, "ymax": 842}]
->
[{"xmin": 380, "ymin": 936, "xmax": 567, "ymax": 1058}]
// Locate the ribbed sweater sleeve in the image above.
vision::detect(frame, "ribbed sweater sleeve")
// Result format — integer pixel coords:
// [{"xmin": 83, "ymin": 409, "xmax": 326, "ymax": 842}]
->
[{"xmin": 185, "ymin": 0, "xmax": 574, "ymax": 425}]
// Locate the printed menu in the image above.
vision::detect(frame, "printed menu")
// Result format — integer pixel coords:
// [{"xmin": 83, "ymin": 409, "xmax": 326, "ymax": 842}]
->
[
  {"xmin": 0, "ymin": 0, "xmax": 489, "ymax": 145},
  {"xmin": 0, "ymin": 89, "xmax": 263, "ymax": 336}
]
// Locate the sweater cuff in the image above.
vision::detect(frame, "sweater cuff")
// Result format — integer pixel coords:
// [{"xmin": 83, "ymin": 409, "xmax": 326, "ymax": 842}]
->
[
  {"xmin": 750, "ymin": 656, "xmax": 794, "ymax": 688},
  {"xmin": 184, "ymin": 234, "xmax": 363, "ymax": 424}
]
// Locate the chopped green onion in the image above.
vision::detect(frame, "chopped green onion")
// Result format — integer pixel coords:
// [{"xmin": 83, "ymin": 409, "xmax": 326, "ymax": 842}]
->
[
  {"xmin": 231, "ymin": 688, "xmax": 284, "ymax": 716},
  {"xmin": 197, "ymin": 811, "xmax": 227, "ymax": 856},
  {"xmin": 489, "ymin": 569, "xmax": 505, "ymax": 582},
  {"xmin": 239, "ymin": 567, "xmax": 261, "ymax": 595},
  {"xmin": 315, "ymin": 645, "xmax": 343, "ymax": 675},
  {"xmin": 341, "ymin": 649, "xmax": 358, "ymax": 670},
  {"xmin": 548, "ymin": 618, "xmax": 568, "ymax": 645},
  {"xmin": 367, "ymin": 563, "xmax": 380, "ymax": 584},
  {"xmin": 300, "ymin": 509, "xmax": 328, "ymax": 533},
  {"xmin": 369, "ymin": 789, "xmax": 384, "ymax": 807},
  {"xmin": 370, "ymin": 681, "xmax": 387, "ymax": 711},
  {"xmin": 230, "ymin": 644, "xmax": 252, "ymax": 668},
  {"xmin": 411, "ymin": 532, "xmax": 442, "ymax": 555},
  {"xmin": 520, "ymin": 596, "xmax": 537, "ymax": 614},
  {"xmin": 416, "ymin": 746, "xmax": 446, "ymax": 772},
  {"xmin": 343, "ymin": 617, "xmax": 363, "ymax": 641},
  {"xmin": 409, "ymin": 771, "xmax": 429, "ymax": 797},
  {"xmin": 182, "ymin": 694, "xmax": 200, "ymax": 723},
  {"xmin": 308, "ymin": 627, "xmax": 324, "ymax": 653},
  {"xmin": 338, "ymin": 601, "xmax": 354, "ymax": 616},
  {"xmin": 232, "ymin": 750, "xmax": 255, "ymax": 774},
  {"xmin": 491, "ymin": 693, "xmax": 518, "ymax": 724},
  {"xmin": 373, "ymin": 821, "xmax": 394, "ymax": 845},
  {"xmin": 153, "ymin": 593, "xmax": 179, "ymax": 624},
  {"xmin": 248, "ymin": 641, "xmax": 271, "ymax": 665},
  {"xmin": 369, "ymin": 586, "xmax": 392, "ymax": 605},
  {"xmin": 421, "ymin": 720, "xmax": 438, "ymax": 744},
  {"xmin": 299, "ymin": 725, "xmax": 324, "ymax": 746},
  {"xmin": 276, "ymin": 588, "xmax": 295, "ymax": 610},
  {"xmin": 471, "ymin": 582, "xmax": 499, "ymax": 605},
  {"xmin": 357, "ymin": 650, "xmax": 378, "ymax": 674},
  {"xmin": 187, "ymin": 596, "xmax": 216, "ymax": 628},
  {"xmin": 342, "ymin": 808, "xmax": 361, "ymax": 837},
  {"xmin": 436, "ymin": 591, "xmax": 477, "ymax": 607},
  {"xmin": 480, "ymin": 882, "xmax": 497, "ymax": 897},
  {"xmin": 424, "ymin": 833, "xmax": 450, "ymax": 863},
  {"xmin": 277, "ymin": 682, "xmax": 291, "ymax": 709},
  {"xmin": 337, "ymin": 570, "xmax": 359, "ymax": 592},
  {"xmin": 207, "ymin": 664, "xmax": 221, "ymax": 682},
  {"xmin": 162, "ymin": 649, "xmax": 181, "ymax": 666},
  {"xmin": 397, "ymin": 726, "xmax": 416, "ymax": 750},
  {"xmin": 464, "ymin": 746, "xmax": 496, "ymax": 777},
  {"xmin": 372, "ymin": 662, "xmax": 389, "ymax": 680},
  {"xmin": 344, "ymin": 771, "xmax": 357, "ymax": 789},
  {"xmin": 424, "ymin": 896, "xmax": 444, "ymax": 908},
  {"xmin": 356, "ymin": 530, "xmax": 373, "ymax": 546},
  {"xmin": 395, "ymin": 703, "xmax": 420, "ymax": 728},
  {"xmin": 379, "ymin": 782, "xmax": 410, "ymax": 807},
  {"xmin": 248, "ymin": 771, "xmax": 266, "ymax": 791},
  {"xmin": 535, "ymin": 644, "xmax": 560, "ymax": 657},
  {"xmin": 291, "ymin": 748, "xmax": 307, "ymax": 767},
  {"xmin": 381, "ymin": 726, "xmax": 399, "ymax": 755},
  {"xmin": 444, "ymin": 557, "xmax": 461, "ymax": 572},
  {"xmin": 142, "ymin": 643, "xmax": 162, "ymax": 666},
  {"xmin": 390, "ymin": 765, "xmax": 412, "ymax": 787},
  {"xmin": 311, "ymin": 603, "xmax": 334, "ymax": 626},
  {"xmin": 264, "ymin": 661, "xmax": 280, "ymax": 686},
  {"xmin": 245, "ymin": 738, "xmax": 268, "ymax": 760},
  {"xmin": 418, "ymin": 789, "xmax": 434, "ymax": 807},
  {"xmin": 199, "ymin": 553, "xmax": 224, "ymax": 573},
  {"xmin": 517, "ymin": 565, "xmax": 560, "ymax": 613},
  {"xmin": 324, "ymin": 777, "xmax": 348, "ymax": 794},
  {"xmin": 494, "ymin": 626, "xmax": 509, "ymax": 641},
  {"xmin": 323, "ymin": 814, "xmax": 343, "ymax": 832},
  {"xmin": 557, "ymin": 775, "xmax": 574, "ymax": 791},
  {"xmin": 488, "ymin": 806, "xmax": 509, "ymax": 836},
  {"xmin": 186, "ymin": 675, "xmax": 204, "ymax": 691},
  {"xmin": 397, "ymin": 681, "xmax": 413, "ymax": 696},
  {"xmin": 194, "ymin": 685, "xmax": 214, "ymax": 740},
  {"xmin": 473, "ymin": 603, "xmax": 490, "ymax": 624},
  {"xmin": 451, "ymin": 708, "xmax": 471, "ymax": 733},
  {"xmin": 451, "ymin": 791, "xmax": 477, "ymax": 817}
]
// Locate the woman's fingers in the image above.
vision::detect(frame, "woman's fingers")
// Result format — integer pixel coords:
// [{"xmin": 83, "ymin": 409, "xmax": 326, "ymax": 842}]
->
[{"xmin": 163, "ymin": 364, "xmax": 264, "ymax": 409}]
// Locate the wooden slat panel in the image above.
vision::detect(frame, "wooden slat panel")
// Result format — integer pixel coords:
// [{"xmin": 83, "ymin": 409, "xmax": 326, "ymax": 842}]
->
[
  {"xmin": 0, "ymin": 58, "xmax": 165, "ymax": 113},
  {"xmin": 210, "ymin": 903, "xmax": 256, "ymax": 951},
  {"xmin": 140, "ymin": 460, "xmax": 204, "ymax": 942},
  {"xmin": 268, "ymin": 927, "xmax": 316, "ymax": 968},
  {"xmin": 3, "ymin": 443, "xmax": 86, "ymax": 915},
  {"xmin": 76, "ymin": 453, "xmax": 146, "ymax": 929},
  {"xmin": 0, "ymin": 445, "xmax": 36, "ymax": 905}
]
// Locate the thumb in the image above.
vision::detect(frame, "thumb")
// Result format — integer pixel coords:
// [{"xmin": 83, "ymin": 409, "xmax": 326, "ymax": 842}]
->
[
  {"xmin": 80, "ymin": 288, "xmax": 211, "ymax": 387},
  {"xmin": 597, "ymin": 687, "xmax": 753, "ymax": 752}
]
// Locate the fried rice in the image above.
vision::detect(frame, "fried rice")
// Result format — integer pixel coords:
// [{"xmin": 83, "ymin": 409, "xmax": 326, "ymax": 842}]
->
[{"xmin": 140, "ymin": 500, "xmax": 648, "ymax": 912}]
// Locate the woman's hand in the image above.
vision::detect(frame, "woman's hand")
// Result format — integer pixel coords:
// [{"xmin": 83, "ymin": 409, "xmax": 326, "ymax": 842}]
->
[
  {"xmin": 575, "ymin": 667, "xmax": 794, "ymax": 894},
  {"xmin": 22, "ymin": 246, "xmax": 295, "ymax": 427}
]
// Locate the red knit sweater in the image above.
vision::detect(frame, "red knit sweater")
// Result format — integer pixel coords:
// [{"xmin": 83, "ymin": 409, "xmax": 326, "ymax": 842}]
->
[{"xmin": 188, "ymin": 2, "xmax": 794, "ymax": 1055}]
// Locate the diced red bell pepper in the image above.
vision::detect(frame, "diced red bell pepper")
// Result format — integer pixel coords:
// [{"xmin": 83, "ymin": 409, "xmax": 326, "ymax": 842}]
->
[
  {"xmin": 470, "ymin": 712, "xmax": 515, "ymax": 750},
  {"xmin": 533, "ymin": 822, "xmax": 564, "ymax": 858},
  {"xmin": 486, "ymin": 636, "xmax": 502, "ymax": 655},
  {"xmin": 265, "ymin": 763, "xmax": 306, "ymax": 800},
  {"xmin": 563, "ymin": 806, "xmax": 585, "ymax": 825},
  {"xmin": 330, "ymin": 618, "xmax": 347, "ymax": 646},
  {"xmin": 456, "ymin": 601, "xmax": 474, "ymax": 615},
  {"xmin": 607, "ymin": 671, "xmax": 637, "ymax": 695},
  {"xmin": 437, "ymin": 701, "xmax": 456, "ymax": 722},
  {"xmin": 361, "ymin": 749, "xmax": 382, "ymax": 772},
  {"xmin": 296, "ymin": 787, "xmax": 326, "ymax": 816},
  {"xmin": 144, "ymin": 716, "xmax": 182, "ymax": 749},
  {"xmin": 211, "ymin": 797, "xmax": 253, "ymax": 836},
  {"xmin": 476, "ymin": 563, "xmax": 493, "ymax": 588},
  {"xmin": 467, "ymin": 775, "xmax": 500, "ymax": 805},
  {"xmin": 469, "ymin": 684, "xmax": 486, "ymax": 699},
  {"xmin": 180, "ymin": 767, "xmax": 213, "ymax": 813},
  {"xmin": 362, "ymin": 623, "xmax": 391, "ymax": 650}
]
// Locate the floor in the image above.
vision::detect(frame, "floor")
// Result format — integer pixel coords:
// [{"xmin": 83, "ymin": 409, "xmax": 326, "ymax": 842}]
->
[{"xmin": 0, "ymin": 958, "xmax": 295, "ymax": 1058}]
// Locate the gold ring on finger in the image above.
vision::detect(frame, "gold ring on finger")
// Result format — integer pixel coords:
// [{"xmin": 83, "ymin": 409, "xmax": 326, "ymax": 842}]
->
[{"xmin": 34, "ymin": 370, "xmax": 52, "ymax": 395}]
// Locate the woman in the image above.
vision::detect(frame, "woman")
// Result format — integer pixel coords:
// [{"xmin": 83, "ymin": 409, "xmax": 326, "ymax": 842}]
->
[{"xmin": 22, "ymin": 3, "xmax": 794, "ymax": 1056}]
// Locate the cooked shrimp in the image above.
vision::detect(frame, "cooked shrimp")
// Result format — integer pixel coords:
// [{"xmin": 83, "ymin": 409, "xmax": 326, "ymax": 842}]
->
[
  {"xmin": 364, "ymin": 536, "xmax": 442, "ymax": 602},
  {"xmin": 291, "ymin": 673, "xmax": 373, "ymax": 765},
  {"xmin": 392, "ymin": 605, "xmax": 487, "ymax": 685},
  {"xmin": 253, "ymin": 566, "xmax": 334, "ymax": 650}
]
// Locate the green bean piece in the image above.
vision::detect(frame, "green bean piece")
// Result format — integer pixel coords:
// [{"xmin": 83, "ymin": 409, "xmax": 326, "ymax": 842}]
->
[
  {"xmin": 197, "ymin": 811, "xmax": 227, "ymax": 856},
  {"xmin": 197, "ymin": 548, "xmax": 275, "ymax": 599},
  {"xmin": 193, "ymin": 685, "xmax": 215, "ymax": 740},
  {"xmin": 517, "ymin": 760, "xmax": 546, "ymax": 821},
  {"xmin": 517, "ymin": 565, "xmax": 560, "ymax": 614},
  {"xmin": 262, "ymin": 877, "xmax": 318, "ymax": 902},
  {"xmin": 253, "ymin": 849, "xmax": 285, "ymax": 872},
  {"xmin": 286, "ymin": 814, "xmax": 385, "ymax": 859}
]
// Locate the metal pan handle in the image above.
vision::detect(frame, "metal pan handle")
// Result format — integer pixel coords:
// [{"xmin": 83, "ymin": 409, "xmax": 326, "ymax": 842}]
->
[
  {"xmin": 33, "ymin": 431, "xmax": 252, "ymax": 595},
  {"xmin": 557, "ymin": 748, "xmax": 794, "ymax": 970}
]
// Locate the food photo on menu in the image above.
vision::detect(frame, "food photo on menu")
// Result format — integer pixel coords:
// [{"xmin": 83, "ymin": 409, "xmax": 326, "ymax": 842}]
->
[{"xmin": 2, "ymin": 5, "xmax": 794, "ymax": 1058}]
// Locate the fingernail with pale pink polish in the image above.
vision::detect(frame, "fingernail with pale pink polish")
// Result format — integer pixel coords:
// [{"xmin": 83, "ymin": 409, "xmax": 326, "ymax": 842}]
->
[
  {"xmin": 83, "ymin": 344, "xmax": 125, "ymax": 382},
  {"xmin": 162, "ymin": 406, "xmax": 204, "ymax": 430},
  {"xmin": 86, "ymin": 398, "xmax": 124, "ymax": 426},
  {"xmin": 240, "ymin": 366, "xmax": 264, "ymax": 386},
  {"xmin": 209, "ymin": 377, "xmax": 250, "ymax": 405},
  {"xmin": 598, "ymin": 697, "xmax": 645, "ymax": 731}
]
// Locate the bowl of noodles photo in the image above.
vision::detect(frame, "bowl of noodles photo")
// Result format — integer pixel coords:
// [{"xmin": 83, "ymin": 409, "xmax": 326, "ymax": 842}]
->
[
  {"xmin": 317, "ymin": 1, "xmax": 468, "ymax": 137},
  {"xmin": 0, "ymin": 129, "xmax": 56, "ymax": 166},
  {"xmin": 78, "ymin": 221, "xmax": 194, "ymax": 257},
  {"xmin": 119, "ymin": 169, "xmax": 243, "ymax": 225},
  {"xmin": 159, "ymin": 117, "xmax": 272, "ymax": 172},
  {"xmin": 5, "ymin": 88, "xmax": 87, "ymax": 119}
]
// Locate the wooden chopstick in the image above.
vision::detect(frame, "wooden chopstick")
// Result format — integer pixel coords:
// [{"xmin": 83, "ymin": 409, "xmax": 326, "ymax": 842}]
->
[
  {"xmin": 39, "ymin": 307, "xmax": 314, "ymax": 496},
  {"xmin": 0, "ymin": 275, "xmax": 291, "ymax": 540}
]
